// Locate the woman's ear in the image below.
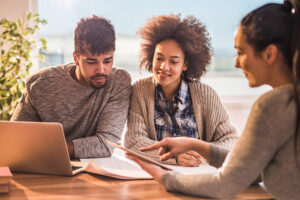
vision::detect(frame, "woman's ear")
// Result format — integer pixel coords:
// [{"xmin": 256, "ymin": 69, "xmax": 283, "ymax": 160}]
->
[
  {"xmin": 263, "ymin": 44, "xmax": 278, "ymax": 65},
  {"xmin": 183, "ymin": 61, "xmax": 188, "ymax": 71}
]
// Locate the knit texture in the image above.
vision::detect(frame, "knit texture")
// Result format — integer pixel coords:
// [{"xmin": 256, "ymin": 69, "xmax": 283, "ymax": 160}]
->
[
  {"xmin": 11, "ymin": 63, "xmax": 132, "ymax": 158},
  {"xmin": 124, "ymin": 76, "xmax": 238, "ymax": 165},
  {"xmin": 161, "ymin": 84, "xmax": 300, "ymax": 199}
]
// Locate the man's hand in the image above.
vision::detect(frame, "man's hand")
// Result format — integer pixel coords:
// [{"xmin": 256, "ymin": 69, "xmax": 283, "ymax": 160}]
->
[{"xmin": 67, "ymin": 141, "xmax": 75, "ymax": 159}]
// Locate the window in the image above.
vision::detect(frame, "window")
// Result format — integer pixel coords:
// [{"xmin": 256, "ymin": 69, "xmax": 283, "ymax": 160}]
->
[{"xmin": 39, "ymin": 0, "xmax": 279, "ymax": 96}]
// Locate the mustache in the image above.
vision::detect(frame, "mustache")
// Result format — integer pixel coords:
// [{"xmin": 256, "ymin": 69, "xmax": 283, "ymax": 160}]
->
[{"xmin": 91, "ymin": 73, "xmax": 108, "ymax": 80}]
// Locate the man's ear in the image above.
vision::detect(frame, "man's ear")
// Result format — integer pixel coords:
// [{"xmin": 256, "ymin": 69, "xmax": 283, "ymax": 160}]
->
[
  {"xmin": 73, "ymin": 52, "xmax": 79, "ymax": 66},
  {"xmin": 263, "ymin": 44, "xmax": 278, "ymax": 65}
]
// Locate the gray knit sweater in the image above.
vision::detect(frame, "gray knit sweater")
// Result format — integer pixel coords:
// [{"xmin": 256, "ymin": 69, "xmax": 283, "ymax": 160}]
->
[
  {"xmin": 161, "ymin": 84, "xmax": 300, "ymax": 200},
  {"xmin": 124, "ymin": 76, "xmax": 238, "ymax": 165},
  {"xmin": 11, "ymin": 63, "xmax": 132, "ymax": 158}
]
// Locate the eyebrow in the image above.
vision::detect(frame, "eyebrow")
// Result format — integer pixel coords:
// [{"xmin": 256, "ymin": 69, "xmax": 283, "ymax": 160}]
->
[
  {"xmin": 85, "ymin": 56, "xmax": 113, "ymax": 61},
  {"xmin": 156, "ymin": 52, "xmax": 181, "ymax": 58},
  {"xmin": 234, "ymin": 45, "xmax": 243, "ymax": 50},
  {"xmin": 86, "ymin": 58, "xmax": 97, "ymax": 61},
  {"xmin": 104, "ymin": 56, "xmax": 113, "ymax": 60}
]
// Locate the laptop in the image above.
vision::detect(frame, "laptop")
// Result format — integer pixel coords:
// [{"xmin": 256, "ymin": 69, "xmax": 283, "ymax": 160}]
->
[{"xmin": 0, "ymin": 121, "xmax": 86, "ymax": 176}]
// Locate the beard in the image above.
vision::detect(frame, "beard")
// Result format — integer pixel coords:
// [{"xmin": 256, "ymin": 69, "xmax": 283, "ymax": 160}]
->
[{"xmin": 89, "ymin": 73, "xmax": 108, "ymax": 89}]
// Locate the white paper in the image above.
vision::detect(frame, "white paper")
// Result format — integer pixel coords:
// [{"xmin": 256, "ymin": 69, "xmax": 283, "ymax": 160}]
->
[{"xmin": 80, "ymin": 148, "xmax": 217, "ymax": 180}]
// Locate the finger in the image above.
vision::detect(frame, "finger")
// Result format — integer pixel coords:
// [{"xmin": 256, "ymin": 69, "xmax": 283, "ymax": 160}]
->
[
  {"xmin": 177, "ymin": 158, "xmax": 196, "ymax": 167},
  {"xmin": 186, "ymin": 150, "xmax": 201, "ymax": 158},
  {"xmin": 126, "ymin": 153, "xmax": 140, "ymax": 163},
  {"xmin": 158, "ymin": 147, "xmax": 167, "ymax": 155},
  {"xmin": 180, "ymin": 158, "xmax": 199, "ymax": 167},
  {"xmin": 160, "ymin": 152, "xmax": 173, "ymax": 161},
  {"xmin": 177, "ymin": 154, "xmax": 200, "ymax": 167},
  {"xmin": 140, "ymin": 142, "xmax": 163, "ymax": 151}
]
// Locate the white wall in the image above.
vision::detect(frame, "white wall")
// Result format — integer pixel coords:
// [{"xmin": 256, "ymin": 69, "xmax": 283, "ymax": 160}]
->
[
  {"xmin": 0, "ymin": 0, "xmax": 39, "ymax": 72},
  {"xmin": 0, "ymin": 0, "xmax": 37, "ymax": 20}
]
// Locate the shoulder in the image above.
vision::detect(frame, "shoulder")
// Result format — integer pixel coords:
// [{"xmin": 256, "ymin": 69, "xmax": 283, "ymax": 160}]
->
[
  {"xmin": 110, "ymin": 68, "xmax": 131, "ymax": 86},
  {"xmin": 26, "ymin": 64, "xmax": 70, "ymax": 88},
  {"xmin": 188, "ymin": 80, "xmax": 217, "ymax": 94},
  {"xmin": 253, "ymin": 85, "xmax": 293, "ymax": 112},
  {"xmin": 107, "ymin": 68, "xmax": 132, "ymax": 96},
  {"xmin": 188, "ymin": 80, "xmax": 220, "ymax": 102},
  {"xmin": 133, "ymin": 76, "xmax": 155, "ymax": 89},
  {"xmin": 111, "ymin": 67, "xmax": 131, "ymax": 81},
  {"xmin": 129, "ymin": 76, "xmax": 156, "ymax": 102}
]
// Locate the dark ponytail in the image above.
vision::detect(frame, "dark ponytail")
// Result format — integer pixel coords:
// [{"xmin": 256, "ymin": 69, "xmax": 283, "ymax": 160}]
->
[
  {"xmin": 289, "ymin": 0, "xmax": 300, "ymax": 168},
  {"xmin": 240, "ymin": 0, "xmax": 300, "ymax": 167}
]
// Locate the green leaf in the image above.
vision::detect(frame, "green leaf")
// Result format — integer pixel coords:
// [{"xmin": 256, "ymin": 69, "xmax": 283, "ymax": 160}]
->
[
  {"xmin": 26, "ymin": 12, "xmax": 32, "ymax": 20},
  {"xmin": 0, "ymin": 12, "xmax": 47, "ymax": 120}
]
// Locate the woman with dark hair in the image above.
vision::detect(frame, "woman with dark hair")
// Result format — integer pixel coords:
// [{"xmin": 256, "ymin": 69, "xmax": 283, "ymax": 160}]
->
[
  {"xmin": 127, "ymin": 1, "xmax": 300, "ymax": 199},
  {"xmin": 124, "ymin": 14, "xmax": 238, "ymax": 167}
]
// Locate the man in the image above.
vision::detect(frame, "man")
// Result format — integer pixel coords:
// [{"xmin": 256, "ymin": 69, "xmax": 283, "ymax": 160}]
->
[{"xmin": 11, "ymin": 15, "xmax": 132, "ymax": 159}]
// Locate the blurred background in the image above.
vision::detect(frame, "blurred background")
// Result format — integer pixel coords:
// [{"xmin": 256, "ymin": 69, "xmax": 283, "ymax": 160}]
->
[{"xmin": 0, "ymin": 0, "xmax": 282, "ymax": 133}]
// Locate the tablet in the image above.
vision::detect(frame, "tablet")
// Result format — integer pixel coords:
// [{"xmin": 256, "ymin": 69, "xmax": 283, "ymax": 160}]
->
[{"xmin": 106, "ymin": 140, "xmax": 172, "ymax": 170}]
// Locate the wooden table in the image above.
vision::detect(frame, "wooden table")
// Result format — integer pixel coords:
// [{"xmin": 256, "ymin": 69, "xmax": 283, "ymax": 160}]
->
[{"xmin": 0, "ymin": 173, "xmax": 274, "ymax": 200}]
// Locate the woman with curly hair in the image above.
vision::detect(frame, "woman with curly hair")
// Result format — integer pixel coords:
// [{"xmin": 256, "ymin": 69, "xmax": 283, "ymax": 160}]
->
[{"xmin": 124, "ymin": 14, "xmax": 238, "ymax": 167}]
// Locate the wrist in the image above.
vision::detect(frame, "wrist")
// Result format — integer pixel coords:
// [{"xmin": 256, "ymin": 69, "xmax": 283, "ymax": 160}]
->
[
  {"xmin": 67, "ymin": 141, "xmax": 75, "ymax": 159},
  {"xmin": 191, "ymin": 139, "xmax": 210, "ymax": 161}
]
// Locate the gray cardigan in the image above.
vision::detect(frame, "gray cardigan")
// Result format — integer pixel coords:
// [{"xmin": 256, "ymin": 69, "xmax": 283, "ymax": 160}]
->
[{"xmin": 162, "ymin": 84, "xmax": 300, "ymax": 200}]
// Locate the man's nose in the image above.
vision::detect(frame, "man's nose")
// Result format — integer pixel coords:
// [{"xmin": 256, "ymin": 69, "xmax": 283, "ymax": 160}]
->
[{"xmin": 95, "ymin": 63, "xmax": 105, "ymax": 73}]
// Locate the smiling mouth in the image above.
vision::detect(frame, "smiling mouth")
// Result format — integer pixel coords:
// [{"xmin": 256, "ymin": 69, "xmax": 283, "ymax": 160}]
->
[{"xmin": 157, "ymin": 71, "xmax": 171, "ymax": 78}]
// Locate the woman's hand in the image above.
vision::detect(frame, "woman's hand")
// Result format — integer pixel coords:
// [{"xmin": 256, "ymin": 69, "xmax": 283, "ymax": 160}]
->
[
  {"xmin": 126, "ymin": 154, "xmax": 169, "ymax": 183},
  {"xmin": 140, "ymin": 137, "xmax": 210, "ymax": 162},
  {"xmin": 176, "ymin": 150, "xmax": 205, "ymax": 167},
  {"xmin": 140, "ymin": 137, "xmax": 194, "ymax": 161}
]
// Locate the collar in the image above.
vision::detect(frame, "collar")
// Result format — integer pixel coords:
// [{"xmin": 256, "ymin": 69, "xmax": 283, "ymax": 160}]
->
[{"xmin": 155, "ymin": 78, "xmax": 189, "ymax": 105}]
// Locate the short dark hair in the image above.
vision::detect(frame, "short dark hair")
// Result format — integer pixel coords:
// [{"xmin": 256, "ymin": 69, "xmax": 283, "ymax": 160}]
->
[
  {"xmin": 74, "ymin": 15, "xmax": 115, "ymax": 56},
  {"xmin": 137, "ymin": 14, "xmax": 212, "ymax": 81}
]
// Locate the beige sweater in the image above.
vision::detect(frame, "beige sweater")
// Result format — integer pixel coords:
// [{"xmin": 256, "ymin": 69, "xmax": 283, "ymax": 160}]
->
[{"xmin": 124, "ymin": 76, "xmax": 238, "ymax": 165}]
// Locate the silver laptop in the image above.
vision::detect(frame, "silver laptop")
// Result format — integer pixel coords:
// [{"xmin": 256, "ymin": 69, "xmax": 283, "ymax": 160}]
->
[{"xmin": 0, "ymin": 121, "xmax": 85, "ymax": 176}]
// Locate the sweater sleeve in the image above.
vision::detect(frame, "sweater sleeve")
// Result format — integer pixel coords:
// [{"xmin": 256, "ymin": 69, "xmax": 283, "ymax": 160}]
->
[
  {"xmin": 72, "ymin": 70, "xmax": 132, "ymax": 158},
  {"xmin": 124, "ymin": 80, "xmax": 176, "ymax": 165},
  {"xmin": 10, "ymin": 77, "xmax": 41, "ymax": 121},
  {"xmin": 161, "ymin": 97, "xmax": 279, "ymax": 198},
  {"xmin": 198, "ymin": 84, "xmax": 238, "ymax": 166}
]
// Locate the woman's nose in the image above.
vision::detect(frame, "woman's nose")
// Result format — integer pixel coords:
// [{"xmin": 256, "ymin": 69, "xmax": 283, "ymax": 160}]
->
[
  {"xmin": 234, "ymin": 57, "xmax": 241, "ymax": 69},
  {"xmin": 160, "ymin": 61, "xmax": 170, "ymax": 70}
]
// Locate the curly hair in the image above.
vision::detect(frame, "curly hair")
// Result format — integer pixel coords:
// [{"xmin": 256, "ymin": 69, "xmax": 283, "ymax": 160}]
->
[
  {"xmin": 137, "ymin": 14, "xmax": 212, "ymax": 81},
  {"xmin": 74, "ymin": 15, "xmax": 115, "ymax": 56}
]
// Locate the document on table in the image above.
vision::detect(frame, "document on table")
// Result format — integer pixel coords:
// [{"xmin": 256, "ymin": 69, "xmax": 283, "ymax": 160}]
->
[{"xmin": 79, "ymin": 148, "xmax": 217, "ymax": 180}]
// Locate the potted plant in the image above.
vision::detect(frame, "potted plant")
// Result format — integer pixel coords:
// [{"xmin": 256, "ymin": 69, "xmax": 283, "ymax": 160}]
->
[{"xmin": 0, "ymin": 12, "xmax": 47, "ymax": 120}]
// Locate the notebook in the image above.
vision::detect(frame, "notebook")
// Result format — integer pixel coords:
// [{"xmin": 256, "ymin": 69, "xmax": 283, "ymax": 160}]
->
[
  {"xmin": 0, "ymin": 167, "xmax": 13, "ymax": 193},
  {"xmin": 0, "ymin": 121, "xmax": 86, "ymax": 176}
]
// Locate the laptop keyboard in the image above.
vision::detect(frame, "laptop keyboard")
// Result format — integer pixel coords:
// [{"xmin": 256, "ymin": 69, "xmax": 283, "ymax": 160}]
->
[{"xmin": 72, "ymin": 166, "xmax": 81, "ymax": 171}]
